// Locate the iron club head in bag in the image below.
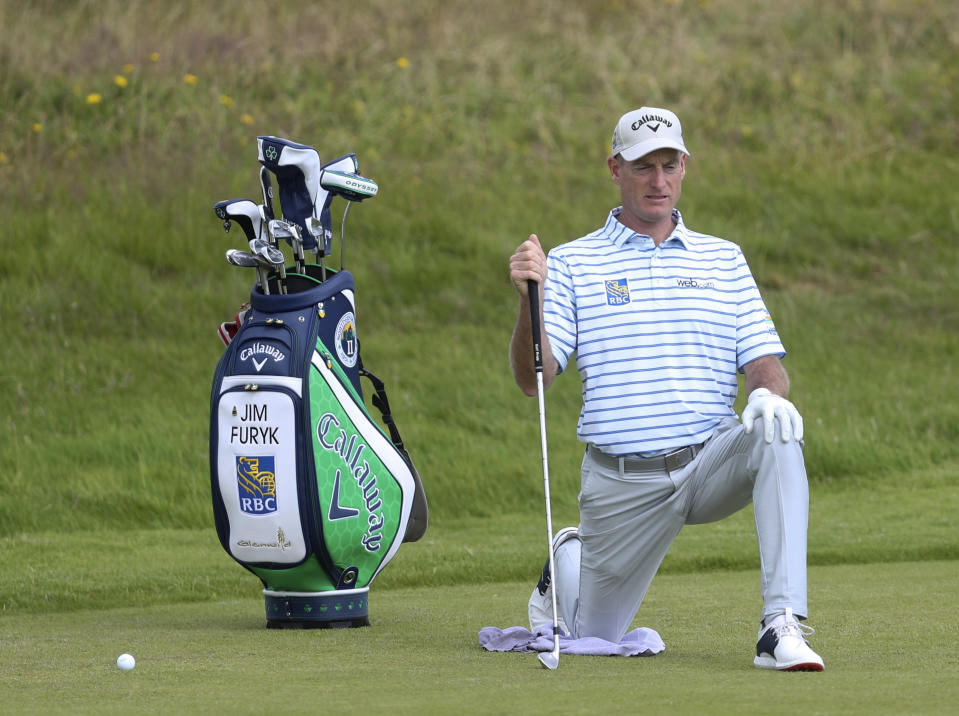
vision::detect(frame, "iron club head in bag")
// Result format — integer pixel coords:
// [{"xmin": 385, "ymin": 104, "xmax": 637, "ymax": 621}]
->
[
  {"xmin": 307, "ymin": 217, "xmax": 328, "ymax": 281},
  {"xmin": 250, "ymin": 238, "xmax": 287, "ymax": 294},
  {"xmin": 226, "ymin": 248, "xmax": 271, "ymax": 295},
  {"xmin": 268, "ymin": 218, "xmax": 306, "ymax": 275}
]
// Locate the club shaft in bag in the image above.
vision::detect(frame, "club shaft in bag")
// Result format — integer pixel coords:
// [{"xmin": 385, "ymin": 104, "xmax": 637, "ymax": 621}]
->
[
  {"xmin": 340, "ymin": 201, "xmax": 351, "ymax": 271},
  {"xmin": 528, "ymin": 279, "xmax": 560, "ymax": 670},
  {"xmin": 260, "ymin": 166, "xmax": 275, "ymax": 222}
]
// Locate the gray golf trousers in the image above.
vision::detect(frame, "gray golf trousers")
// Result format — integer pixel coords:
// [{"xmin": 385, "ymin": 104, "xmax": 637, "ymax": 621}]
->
[{"xmin": 557, "ymin": 416, "xmax": 809, "ymax": 642}]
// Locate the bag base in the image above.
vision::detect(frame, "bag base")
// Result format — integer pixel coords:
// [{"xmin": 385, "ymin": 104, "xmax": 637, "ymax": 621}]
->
[{"xmin": 263, "ymin": 587, "xmax": 370, "ymax": 629}]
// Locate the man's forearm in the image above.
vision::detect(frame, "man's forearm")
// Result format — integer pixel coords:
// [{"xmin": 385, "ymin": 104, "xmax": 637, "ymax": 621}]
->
[
  {"xmin": 744, "ymin": 355, "xmax": 790, "ymax": 398},
  {"xmin": 510, "ymin": 296, "xmax": 557, "ymax": 396}
]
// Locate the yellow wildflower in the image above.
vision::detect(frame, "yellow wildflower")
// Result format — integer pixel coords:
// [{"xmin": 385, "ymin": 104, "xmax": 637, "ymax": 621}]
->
[
  {"xmin": 240, "ymin": 113, "xmax": 254, "ymax": 126},
  {"xmin": 219, "ymin": 95, "xmax": 234, "ymax": 107},
  {"xmin": 32, "ymin": 123, "xmax": 42, "ymax": 133},
  {"xmin": 123, "ymin": 64, "xmax": 134, "ymax": 74},
  {"xmin": 86, "ymin": 93, "xmax": 102, "ymax": 105},
  {"xmin": 396, "ymin": 57, "xmax": 410, "ymax": 69},
  {"xmin": 0, "ymin": 152, "xmax": 9, "ymax": 165},
  {"xmin": 150, "ymin": 52, "xmax": 160, "ymax": 62},
  {"xmin": 114, "ymin": 75, "xmax": 128, "ymax": 88},
  {"xmin": 184, "ymin": 73, "xmax": 198, "ymax": 86}
]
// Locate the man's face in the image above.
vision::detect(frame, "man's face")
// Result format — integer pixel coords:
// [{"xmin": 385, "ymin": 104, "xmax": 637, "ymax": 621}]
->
[{"xmin": 608, "ymin": 148, "xmax": 686, "ymax": 229}]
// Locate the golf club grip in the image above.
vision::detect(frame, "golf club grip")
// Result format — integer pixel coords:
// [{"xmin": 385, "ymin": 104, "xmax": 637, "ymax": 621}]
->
[{"xmin": 528, "ymin": 279, "xmax": 543, "ymax": 372}]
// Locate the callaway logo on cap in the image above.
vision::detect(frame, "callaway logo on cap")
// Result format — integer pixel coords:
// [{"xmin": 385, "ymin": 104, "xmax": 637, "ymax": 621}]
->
[{"xmin": 611, "ymin": 107, "xmax": 690, "ymax": 161}]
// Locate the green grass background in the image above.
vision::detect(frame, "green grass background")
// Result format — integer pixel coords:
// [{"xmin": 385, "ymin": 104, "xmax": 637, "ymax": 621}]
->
[{"xmin": 1, "ymin": 0, "xmax": 957, "ymax": 712}]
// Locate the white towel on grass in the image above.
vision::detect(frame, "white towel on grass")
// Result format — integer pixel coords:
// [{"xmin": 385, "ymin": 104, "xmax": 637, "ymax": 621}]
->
[{"xmin": 478, "ymin": 624, "xmax": 665, "ymax": 657}]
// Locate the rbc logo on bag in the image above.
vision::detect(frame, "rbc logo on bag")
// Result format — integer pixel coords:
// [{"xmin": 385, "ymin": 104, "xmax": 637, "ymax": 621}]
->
[
  {"xmin": 605, "ymin": 278, "xmax": 630, "ymax": 306},
  {"xmin": 236, "ymin": 456, "xmax": 277, "ymax": 514}
]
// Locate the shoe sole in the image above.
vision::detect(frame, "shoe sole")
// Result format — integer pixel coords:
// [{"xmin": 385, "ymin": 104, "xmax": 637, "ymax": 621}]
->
[{"xmin": 754, "ymin": 656, "xmax": 824, "ymax": 672}]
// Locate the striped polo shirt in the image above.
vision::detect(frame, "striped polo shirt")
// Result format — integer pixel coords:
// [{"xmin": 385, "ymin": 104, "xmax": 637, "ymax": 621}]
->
[{"xmin": 543, "ymin": 208, "xmax": 785, "ymax": 456}]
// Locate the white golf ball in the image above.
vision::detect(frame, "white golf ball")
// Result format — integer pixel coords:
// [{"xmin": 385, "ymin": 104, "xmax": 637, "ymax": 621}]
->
[{"xmin": 116, "ymin": 653, "xmax": 136, "ymax": 671}]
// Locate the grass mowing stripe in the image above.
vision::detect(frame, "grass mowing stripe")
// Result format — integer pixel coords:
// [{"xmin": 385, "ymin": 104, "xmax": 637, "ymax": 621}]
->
[{"xmin": 1, "ymin": 562, "xmax": 956, "ymax": 715}]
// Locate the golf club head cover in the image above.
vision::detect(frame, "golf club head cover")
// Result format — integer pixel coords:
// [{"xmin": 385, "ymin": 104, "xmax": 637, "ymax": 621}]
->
[
  {"xmin": 257, "ymin": 136, "xmax": 329, "ymax": 252},
  {"xmin": 210, "ymin": 271, "xmax": 428, "ymax": 595},
  {"xmin": 214, "ymin": 199, "xmax": 264, "ymax": 243}
]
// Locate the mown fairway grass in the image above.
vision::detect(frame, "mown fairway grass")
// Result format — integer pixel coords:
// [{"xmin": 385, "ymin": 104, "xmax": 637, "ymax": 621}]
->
[
  {"xmin": 3, "ymin": 561, "xmax": 958, "ymax": 715},
  {"xmin": 1, "ymin": 0, "xmax": 957, "ymax": 713}
]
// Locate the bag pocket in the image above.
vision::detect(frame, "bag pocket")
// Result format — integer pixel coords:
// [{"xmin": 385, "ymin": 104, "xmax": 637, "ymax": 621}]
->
[
  {"xmin": 211, "ymin": 378, "xmax": 314, "ymax": 568},
  {"xmin": 227, "ymin": 320, "xmax": 299, "ymax": 378}
]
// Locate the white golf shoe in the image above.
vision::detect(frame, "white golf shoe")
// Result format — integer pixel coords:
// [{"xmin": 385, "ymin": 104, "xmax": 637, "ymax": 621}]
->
[
  {"xmin": 753, "ymin": 608, "xmax": 825, "ymax": 671},
  {"xmin": 528, "ymin": 527, "xmax": 580, "ymax": 635}
]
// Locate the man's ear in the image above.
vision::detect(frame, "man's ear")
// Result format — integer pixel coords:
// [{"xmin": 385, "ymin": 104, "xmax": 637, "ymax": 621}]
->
[
  {"xmin": 680, "ymin": 153, "xmax": 687, "ymax": 179},
  {"xmin": 608, "ymin": 155, "xmax": 622, "ymax": 185}
]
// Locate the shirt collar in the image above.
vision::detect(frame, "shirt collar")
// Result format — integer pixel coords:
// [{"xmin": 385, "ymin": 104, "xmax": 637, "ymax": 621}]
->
[{"xmin": 605, "ymin": 208, "xmax": 695, "ymax": 250}]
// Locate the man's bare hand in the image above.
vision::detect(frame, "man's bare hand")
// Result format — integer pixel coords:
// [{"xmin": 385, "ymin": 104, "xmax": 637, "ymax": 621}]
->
[{"xmin": 509, "ymin": 234, "xmax": 547, "ymax": 296}]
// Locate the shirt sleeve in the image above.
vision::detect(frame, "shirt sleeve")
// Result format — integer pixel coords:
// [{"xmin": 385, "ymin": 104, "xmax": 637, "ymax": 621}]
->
[
  {"xmin": 734, "ymin": 248, "xmax": 786, "ymax": 371},
  {"xmin": 543, "ymin": 251, "xmax": 577, "ymax": 373}
]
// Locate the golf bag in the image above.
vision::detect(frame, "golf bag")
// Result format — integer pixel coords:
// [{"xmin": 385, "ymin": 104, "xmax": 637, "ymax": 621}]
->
[{"xmin": 210, "ymin": 268, "xmax": 428, "ymax": 628}]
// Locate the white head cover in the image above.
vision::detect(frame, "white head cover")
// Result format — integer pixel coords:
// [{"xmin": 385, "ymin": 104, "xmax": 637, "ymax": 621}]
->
[{"xmin": 611, "ymin": 107, "xmax": 689, "ymax": 161}]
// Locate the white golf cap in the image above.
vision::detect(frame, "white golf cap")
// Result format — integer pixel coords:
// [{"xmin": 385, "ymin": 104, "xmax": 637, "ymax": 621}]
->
[{"xmin": 611, "ymin": 107, "xmax": 689, "ymax": 161}]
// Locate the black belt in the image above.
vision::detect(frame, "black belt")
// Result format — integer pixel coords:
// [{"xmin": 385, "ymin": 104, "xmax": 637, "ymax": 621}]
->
[{"xmin": 587, "ymin": 442, "xmax": 705, "ymax": 474}]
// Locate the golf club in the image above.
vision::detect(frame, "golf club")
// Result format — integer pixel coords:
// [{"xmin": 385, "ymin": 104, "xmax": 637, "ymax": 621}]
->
[
  {"xmin": 319, "ymin": 163, "xmax": 378, "ymax": 271},
  {"xmin": 339, "ymin": 201, "xmax": 351, "ymax": 271},
  {"xmin": 268, "ymin": 218, "xmax": 306, "ymax": 274},
  {"xmin": 251, "ymin": 238, "xmax": 287, "ymax": 294},
  {"xmin": 226, "ymin": 248, "xmax": 270, "ymax": 295},
  {"xmin": 259, "ymin": 166, "xmax": 275, "ymax": 222},
  {"xmin": 528, "ymin": 279, "xmax": 561, "ymax": 670},
  {"xmin": 307, "ymin": 217, "xmax": 327, "ymax": 281},
  {"xmin": 314, "ymin": 153, "xmax": 361, "ymax": 263}
]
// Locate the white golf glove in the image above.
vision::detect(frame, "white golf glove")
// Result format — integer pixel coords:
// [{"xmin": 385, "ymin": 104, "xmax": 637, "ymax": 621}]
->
[{"xmin": 741, "ymin": 388, "xmax": 804, "ymax": 443}]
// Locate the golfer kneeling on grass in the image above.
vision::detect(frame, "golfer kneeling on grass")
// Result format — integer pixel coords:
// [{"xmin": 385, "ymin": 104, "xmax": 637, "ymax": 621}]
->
[{"xmin": 508, "ymin": 106, "xmax": 824, "ymax": 671}]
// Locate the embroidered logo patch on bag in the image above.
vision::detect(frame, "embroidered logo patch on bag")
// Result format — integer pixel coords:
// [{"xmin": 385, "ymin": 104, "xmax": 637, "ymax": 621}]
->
[{"xmin": 236, "ymin": 456, "xmax": 278, "ymax": 515}]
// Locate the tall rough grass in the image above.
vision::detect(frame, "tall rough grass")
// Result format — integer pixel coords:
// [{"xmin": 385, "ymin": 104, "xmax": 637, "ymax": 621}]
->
[{"xmin": 1, "ymin": 0, "xmax": 957, "ymax": 533}]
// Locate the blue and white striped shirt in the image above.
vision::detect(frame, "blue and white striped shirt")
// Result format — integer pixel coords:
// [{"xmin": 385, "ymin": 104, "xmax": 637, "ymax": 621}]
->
[{"xmin": 543, "ymin": 208, "xmax": 785, "ymax": 456}]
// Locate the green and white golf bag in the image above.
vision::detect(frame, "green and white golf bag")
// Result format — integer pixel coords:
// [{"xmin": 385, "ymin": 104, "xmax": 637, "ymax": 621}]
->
[{"xmin": 210, "ymin": 268, "xmax": 428, "ymax": 628}]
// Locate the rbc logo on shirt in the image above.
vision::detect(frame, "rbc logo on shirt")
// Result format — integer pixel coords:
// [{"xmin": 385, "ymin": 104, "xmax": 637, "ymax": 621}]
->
[
  {"xmin": 605, "ymin": 278, "xmax": 630, "ymax": 306},
  {"xmin": 236, "ymin": 456, "xmax": 277, "ymax": 515}
]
